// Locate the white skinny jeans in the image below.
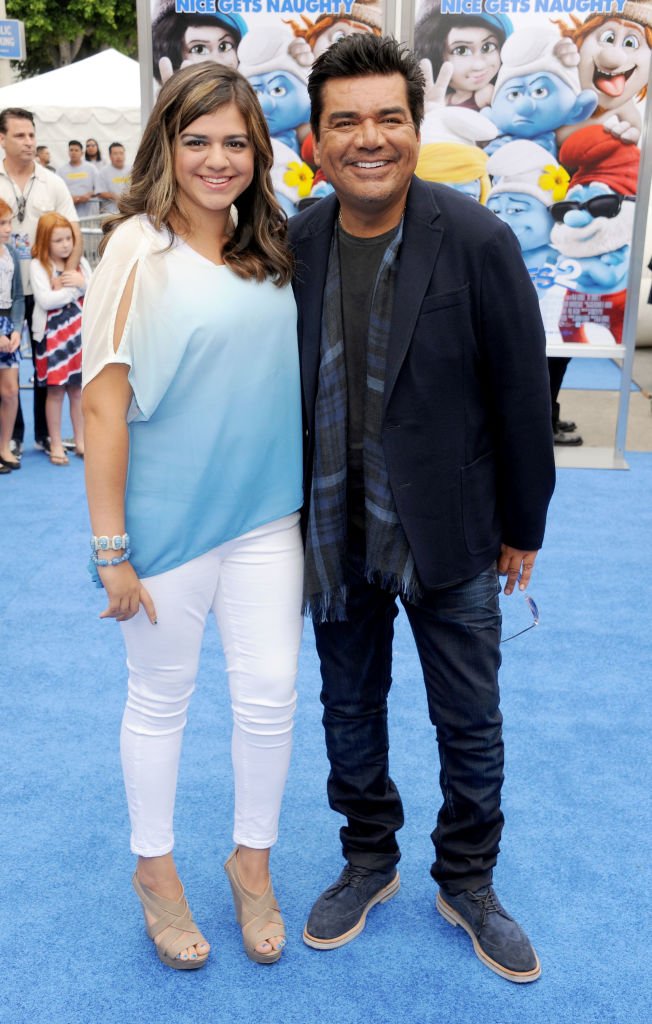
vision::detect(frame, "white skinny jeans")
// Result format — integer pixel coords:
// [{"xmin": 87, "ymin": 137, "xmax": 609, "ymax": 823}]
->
[{"xmin": 119, "ymin": 513, "xmax": 303, "ymax": 858}]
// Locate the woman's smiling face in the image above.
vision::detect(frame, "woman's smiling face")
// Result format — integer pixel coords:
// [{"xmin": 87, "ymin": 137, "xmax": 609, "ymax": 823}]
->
[{"xmin": 174, "ymin": 103, "xmax": 254, "ymax": 228}]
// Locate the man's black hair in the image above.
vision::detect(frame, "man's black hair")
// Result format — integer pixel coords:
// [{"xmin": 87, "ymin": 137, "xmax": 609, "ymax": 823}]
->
[
  {"xmin": 308, "ymin": 34, "xmax": 425, "ymax": 139},
  {"xmin": 0, "ymin": 107, "xmax": 35, "ymax": 132}
]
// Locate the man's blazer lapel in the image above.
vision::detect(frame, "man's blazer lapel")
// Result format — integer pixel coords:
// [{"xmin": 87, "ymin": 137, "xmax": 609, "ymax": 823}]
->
[
  {"xmin": 384, "ymin": 180, "xmax": 443, "ymax": 413},
  {"xmin": 291, "ymin": 196, "xmax": 338, "ymax": 424}
]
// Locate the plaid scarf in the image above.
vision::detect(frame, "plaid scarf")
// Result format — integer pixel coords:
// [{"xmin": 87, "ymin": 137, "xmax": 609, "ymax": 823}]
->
[{"xmin": 303, "ymin": 218, "xmax": 419, "ymax": 622}]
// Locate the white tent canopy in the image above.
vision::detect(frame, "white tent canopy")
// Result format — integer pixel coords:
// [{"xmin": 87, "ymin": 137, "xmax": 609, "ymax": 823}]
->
[{"xmin": 0, "ymin": 49, "xmax": 142, "ymax": 168}]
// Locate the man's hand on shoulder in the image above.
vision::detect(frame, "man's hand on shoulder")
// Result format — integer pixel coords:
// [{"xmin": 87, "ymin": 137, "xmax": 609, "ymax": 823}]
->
[{"xmin": 498, "ymin": 544, "xmax": 538, "ymax": 595}]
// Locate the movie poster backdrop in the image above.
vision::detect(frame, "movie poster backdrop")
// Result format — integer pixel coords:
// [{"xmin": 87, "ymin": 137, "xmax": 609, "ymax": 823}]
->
[
  {"xmin": 145, "ymin": 1, "xmax": 649, "ymax": 349},
  {"xmin": 412, "ymin": 0, "xmax": 650, "ymax": 349},
  {"xmin": 149, "ymin": 0, "xmax": 386, "ymax": 217}
]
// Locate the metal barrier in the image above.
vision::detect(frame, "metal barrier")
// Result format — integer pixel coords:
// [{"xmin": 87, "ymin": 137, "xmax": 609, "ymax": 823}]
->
[{"xmin": 78, "ymin": 214, "xmax": 108, "ymax": 269}]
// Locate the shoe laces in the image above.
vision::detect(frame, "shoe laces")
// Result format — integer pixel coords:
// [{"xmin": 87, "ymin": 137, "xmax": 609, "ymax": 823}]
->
[
  {"xmin": 328, "ymin": 864, "xmax": 375, "ymax": 897},
  {"xmin": 469, "ymin": 886, "xmax": 502, "ymax": 927}
]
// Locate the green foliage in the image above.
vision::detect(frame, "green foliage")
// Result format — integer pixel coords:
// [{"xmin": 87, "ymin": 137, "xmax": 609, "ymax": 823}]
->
[{"xmin": 6, "ymin": 0, "xmax": 138, "ymax": 78}]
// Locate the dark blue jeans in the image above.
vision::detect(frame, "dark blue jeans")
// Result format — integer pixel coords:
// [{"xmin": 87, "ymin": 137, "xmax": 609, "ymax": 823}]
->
[{"xmin": 313, "ymin": 535, "xmax": 504, "ymax": 895}]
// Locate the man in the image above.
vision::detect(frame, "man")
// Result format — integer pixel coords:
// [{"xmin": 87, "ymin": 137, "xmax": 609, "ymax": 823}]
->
[
  {"xmin": 35, "ymin": 145, "xmax": 55, "ymax": 172},
  {"xmin": 57, "ymin": 140, "xmax": 98, "ymax": 218},
  {"xmin": 0, "ymin": 108, "xmax": 82, "ymax": 453},
  {"xmin": 288, "ymin": 35, "xmax": 555, "ymax": 983},
  {"xmin": 96, "ymin": 142, "xmax": 131, "ymax": 215}
]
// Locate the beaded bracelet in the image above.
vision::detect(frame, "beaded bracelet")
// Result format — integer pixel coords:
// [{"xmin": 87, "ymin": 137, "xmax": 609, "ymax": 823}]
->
[
  {"xmin": 90, "ymin": 533, "xmax": 130, "ymax": 553},
  {"xmin": 91, "ymin": 548, "xmax": 132, "ymax": 568},
  {"xmin": 87, "ymin": 548, "xmax": 131, "ymax": 588}
]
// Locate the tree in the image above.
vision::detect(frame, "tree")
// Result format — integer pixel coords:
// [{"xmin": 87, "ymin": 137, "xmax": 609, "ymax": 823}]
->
[{"xmin": 6, "ymin": 0, "xmax": 137, "ymax": 78}]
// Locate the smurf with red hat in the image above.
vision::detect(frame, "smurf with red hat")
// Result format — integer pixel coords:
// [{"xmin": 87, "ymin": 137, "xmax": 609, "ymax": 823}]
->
[{"xmin": 550, "ymin": 124, "xmax": 640, "ymax": 344}]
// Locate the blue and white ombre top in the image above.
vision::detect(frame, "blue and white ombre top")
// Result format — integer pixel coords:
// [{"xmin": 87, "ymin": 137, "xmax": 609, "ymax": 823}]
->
[{"xmin": 82, "ymin": 215, "xmax": 302, "ymax": 579}]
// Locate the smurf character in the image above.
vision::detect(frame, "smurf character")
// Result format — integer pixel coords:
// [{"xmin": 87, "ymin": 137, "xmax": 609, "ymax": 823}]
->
[
  {"xmin": 416, "ymin": 105, "xmax": 498, "ymax": 203},
  {"xmin": 551, "ymin": 125, "xmax": 640, "ymax": 344},
  {"xmin": 487, "ymin": 140, "xmax": 569, "ymax": 274},
  {"xmin": 287, "ymin": 2, "xmax": 382, "ymax": 61},
  {"xmin": 487, "ymin": 141, "xmax": 584, "ymax": 447},
  {"xmin": 484, "ymin": 28, "xmax": 598, "ymax": 157},
  {"xmin": 555, "ymin": 3, "xmax": 652, "ymax": 144},
  {"xmin": 238, "ymin": 26, "xmax": 312, "ymax": 216},
  {"xmin": 151, "ymin": 1, "xmax": 247, "ymax": 85},
  {"xmin": 413, "ymin": 7, "xmax": 513, "ymax": 110},
  {"xmin": 238, "ymin": 26, "xmax": 311, "ymax": 155}
]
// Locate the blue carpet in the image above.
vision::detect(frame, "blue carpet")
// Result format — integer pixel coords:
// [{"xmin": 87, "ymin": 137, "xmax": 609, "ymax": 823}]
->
[
  {"xmin": 2, "ymin": 411, "xmax": 651, "ymax": 1023},
  {"xmin": 562, "ymin": 358, "xmax": 638, "ymax": 391}
]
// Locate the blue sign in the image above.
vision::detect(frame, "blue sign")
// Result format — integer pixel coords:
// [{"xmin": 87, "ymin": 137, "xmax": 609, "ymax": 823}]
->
[{"xmin": 0, "ymin": 20, "xmax": 25, "ymax": 61}]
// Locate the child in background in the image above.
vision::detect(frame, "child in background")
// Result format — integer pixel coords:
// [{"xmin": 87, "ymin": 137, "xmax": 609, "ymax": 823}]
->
[
  {"xmin": 30, "ymin": 212, "xmax": 90, "ymax": 465},
  {"xmin": 0, "ymin": 198, "xmax": 25, "ymax": 474}
]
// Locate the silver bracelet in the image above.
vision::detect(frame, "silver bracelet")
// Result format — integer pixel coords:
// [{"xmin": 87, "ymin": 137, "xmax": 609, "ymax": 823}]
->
[{"xmin": 90, "ymin": 533, "xmax": 130, "ymax": 553}]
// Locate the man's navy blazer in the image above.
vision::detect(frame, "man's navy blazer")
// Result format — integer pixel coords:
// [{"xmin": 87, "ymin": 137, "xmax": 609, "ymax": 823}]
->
[{"xmin": 288, "ymin": 176, "xmax": 556, "ymax": 589}]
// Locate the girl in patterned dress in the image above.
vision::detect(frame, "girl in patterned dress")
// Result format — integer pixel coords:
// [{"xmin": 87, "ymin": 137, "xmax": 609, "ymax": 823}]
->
[
  {"xmin": 30, "ymin": 212, "xmax": 90, "ymax": 465},
  {"xmin": 0, "ymin": 198, "xmax": 24, "ymax": 473}
]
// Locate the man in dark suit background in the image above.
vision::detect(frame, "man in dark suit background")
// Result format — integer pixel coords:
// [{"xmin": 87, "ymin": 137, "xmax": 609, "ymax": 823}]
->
[{"xmin": 289, "ymin": 34, "xmax": 555, "ymax": 983}]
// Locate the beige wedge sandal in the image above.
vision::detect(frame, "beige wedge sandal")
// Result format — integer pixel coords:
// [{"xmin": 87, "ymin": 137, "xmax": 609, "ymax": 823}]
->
[
  {"xmin": 224, "ymin": 849, "xmax": 286, "ymax": 964},
  {"xmin": 132, "ymin": 872, "xmax": 209, "ymax": 970}
]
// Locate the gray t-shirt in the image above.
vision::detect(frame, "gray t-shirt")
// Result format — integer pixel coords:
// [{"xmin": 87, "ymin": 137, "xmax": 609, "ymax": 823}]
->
[
  {"xmin": 338, "ymin": 222, "xmax": 399, "ymax": 529},
  {"xmin": 96, "ymin": 162, "xmax": 131, "ymax": 214},
  {"xmin": 57, "ymin": 160, "xmax": 98, "ymax": 217}
]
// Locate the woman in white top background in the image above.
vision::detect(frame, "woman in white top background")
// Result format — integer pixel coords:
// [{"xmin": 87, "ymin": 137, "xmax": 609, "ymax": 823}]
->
[{"xmin": 82, "ymin": 63, "xmax": 303, "ymax": 971}]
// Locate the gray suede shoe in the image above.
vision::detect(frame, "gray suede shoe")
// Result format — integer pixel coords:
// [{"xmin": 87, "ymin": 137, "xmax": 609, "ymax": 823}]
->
[
  {"xmin": 303, "ymin": 864, "xmax": 400, "ymax": 950},
  {"xmin": 437, "ymin": 885, "xmax": 541, "ymax": 983}
]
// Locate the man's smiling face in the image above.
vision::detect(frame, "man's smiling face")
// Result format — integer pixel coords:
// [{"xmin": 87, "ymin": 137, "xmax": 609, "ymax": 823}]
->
[{"xmin": 313, "ymin": 73, "xmax": 420, "ymax": 225}]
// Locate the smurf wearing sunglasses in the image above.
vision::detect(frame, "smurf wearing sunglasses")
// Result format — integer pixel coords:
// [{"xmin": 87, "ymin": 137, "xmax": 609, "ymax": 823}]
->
[{"xmin": 551, "ymin": 124, "xmax": 640, "ymax": 345}]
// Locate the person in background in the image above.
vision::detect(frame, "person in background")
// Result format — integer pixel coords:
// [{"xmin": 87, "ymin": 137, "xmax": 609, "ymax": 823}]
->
[
  {"xmin": 0, "ymin": 107, "xmax": 82, "ymax": 456},
  {"xmin": 36, "ymin": 145, "xmax": 55, "ymax": 172},
  {"xmin": 81, "ymin": 62, "xmax": 303, "ymax": 972},
  {"xmin": 96, "ymin": 143, "xmax": 131, "ymax": 215},
  {"xmin": 57, "ymin": 140, "xmax": 98, "ymax": 218},
  {"xmin": 0, "ymin": 198, "xmax": 24, "ymax": 473},
  {"xmin": 30, "ymin": 212, "xmax": 89, "ymax": 465},
  {"xmin": 84, "ymin": 138, "xmax": 105, "ymax": 167},
  {"xmin": 289, "ymin": 34, "xmax": 555, "ymax": 983}
]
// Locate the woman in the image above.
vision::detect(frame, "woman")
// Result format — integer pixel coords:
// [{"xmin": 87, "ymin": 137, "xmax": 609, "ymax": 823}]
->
[
  {"xmin": 84, "ymin": 138, "xmax": 104, "ymax": 166},
  {"xmin": 82, "ymin": 62, "xmax": 303, "ymax": 970}
]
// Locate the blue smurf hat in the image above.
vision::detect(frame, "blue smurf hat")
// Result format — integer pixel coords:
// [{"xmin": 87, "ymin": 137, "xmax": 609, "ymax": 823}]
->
[
  {"xmin": 153, "ymin": 2, "xmax": 248, "ymax": 43},
  {"xmin": 475, "ymin": 12, "xmax": 513, "ymax": 38},
  {"xmin": 211, "ymin": 11, "xmax": 248, "ymax": 41}
]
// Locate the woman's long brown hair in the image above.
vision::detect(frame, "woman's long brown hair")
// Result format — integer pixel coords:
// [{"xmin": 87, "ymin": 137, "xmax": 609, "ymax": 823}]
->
[{"xmin": 101, "ymin": 62, "xmax": 293, "ymax": 286}]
